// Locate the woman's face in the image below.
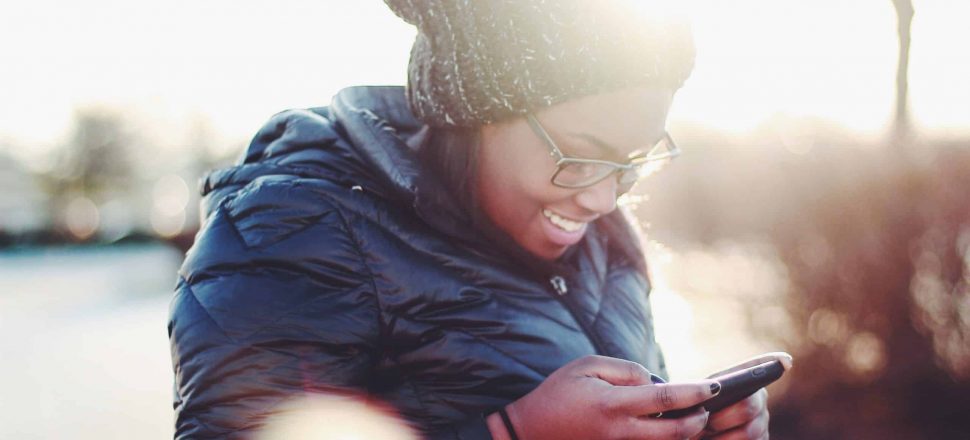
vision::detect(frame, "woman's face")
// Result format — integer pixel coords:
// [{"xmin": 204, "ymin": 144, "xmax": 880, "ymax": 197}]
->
[{"xmin": 476, "ymin": 86, "xmax": 674, "ymax": 260}]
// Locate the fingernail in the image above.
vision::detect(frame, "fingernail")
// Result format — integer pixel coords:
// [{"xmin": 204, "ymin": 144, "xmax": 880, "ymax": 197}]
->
[
  {"xmin": 650, "ymin": 373, "xmax": 667, "ymax": 384},
  {"xmin": 710, "ymin": 382, "xmax": 721, "ymax": 395},
  {"xmin": 780, "ymin": 353, "xmax": 794, "ymax": 371}
]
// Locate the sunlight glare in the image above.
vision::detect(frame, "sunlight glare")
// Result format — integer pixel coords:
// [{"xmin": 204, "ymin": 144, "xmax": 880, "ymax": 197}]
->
[
  {"xmin": 909, "ymin": 0, "xmax": 970, "ymax": 135},
  {"xmin": 258, "ymin": 394, "xmax": 416, "ymax": 440},
  {"xmin": 673, "ymin": 0, "xmax": 897, "ymax": 134}
]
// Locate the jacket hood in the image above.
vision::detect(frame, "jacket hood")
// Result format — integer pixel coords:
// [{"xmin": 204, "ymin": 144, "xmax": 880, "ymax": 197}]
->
[
  {"xmin": 201, "ymin": 86, "xmax": 465, "ymax": 235},
  {"xmin": 202, "ymin": 87, "xmax": 413, "ymax": 193}
]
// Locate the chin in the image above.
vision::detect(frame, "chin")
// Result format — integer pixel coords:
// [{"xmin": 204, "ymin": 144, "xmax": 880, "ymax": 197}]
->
[{"xmin": 530, "ymin": 242, "xmax": 570, "ymax": 261}]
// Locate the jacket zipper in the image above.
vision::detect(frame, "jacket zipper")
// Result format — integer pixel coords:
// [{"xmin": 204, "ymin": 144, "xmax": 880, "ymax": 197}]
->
[{"xmin": 548, "ymin": 275, "xmax": 610, "ymax": 357}]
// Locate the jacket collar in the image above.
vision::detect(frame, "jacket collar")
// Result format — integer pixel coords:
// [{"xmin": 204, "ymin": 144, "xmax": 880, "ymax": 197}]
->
[{"xmin": 330, "ymin": 86, "xmax": 478, "ymax": 246}]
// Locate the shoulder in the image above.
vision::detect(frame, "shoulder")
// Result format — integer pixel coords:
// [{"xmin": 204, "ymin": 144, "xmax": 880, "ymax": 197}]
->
[
  {"xmin": 202, "ymin": 107, "xmax": 355, "ymax": 201},
  {"xmin": 191, "ymin": 102, "xmax": 382, "ymax": 270},
  {"xmin": 181, "ymin": 176, "xmax": 369, "ymax": 285},
  {"xmin": 170, "ymin": 175, "xmax": 383, "ymax": 357},
  {"xmin": 242, "ymin": 107, "xmax": 342, "ymax": 163}
]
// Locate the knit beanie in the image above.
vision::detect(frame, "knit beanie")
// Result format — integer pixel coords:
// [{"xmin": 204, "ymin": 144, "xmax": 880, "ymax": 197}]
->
[{"xmin": 383, "ymin": 0, "xmax": 695, "ymax": 127}]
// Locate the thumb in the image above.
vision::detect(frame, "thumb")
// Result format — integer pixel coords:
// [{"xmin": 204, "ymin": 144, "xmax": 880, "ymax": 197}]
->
[{"xmin": 573, "ymin": 355, "xmax": 655, "ymax": 386}]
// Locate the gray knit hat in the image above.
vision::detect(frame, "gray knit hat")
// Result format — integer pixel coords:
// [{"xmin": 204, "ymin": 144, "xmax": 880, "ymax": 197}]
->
[{"xmin": 384, "ymin": 0, "xmax": 695, "ymax": 127}]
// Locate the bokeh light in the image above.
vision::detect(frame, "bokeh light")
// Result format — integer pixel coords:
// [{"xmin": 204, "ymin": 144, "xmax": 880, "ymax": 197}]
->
[
  {"xmin": 257, "ymin": 395, "xmax": 417, "ymax": 440},
  {"xmin": 64, "ymin": 196, "xmax": 100, "ymax": 240}
]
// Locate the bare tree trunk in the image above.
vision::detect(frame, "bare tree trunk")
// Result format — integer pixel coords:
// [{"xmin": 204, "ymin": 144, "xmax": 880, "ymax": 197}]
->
[{"xmin": 892, "ymin": 0, "xmax": 914, "ymax": 143}]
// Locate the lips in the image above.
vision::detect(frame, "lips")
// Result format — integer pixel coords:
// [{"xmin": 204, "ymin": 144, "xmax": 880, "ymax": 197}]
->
[
  {"xmin": 542, "ymin": 209, "xmax": 586, "ymax": 232},
  {"xmin": 540, "ymin": 209, "xmax": 590, "ymax": 247}
]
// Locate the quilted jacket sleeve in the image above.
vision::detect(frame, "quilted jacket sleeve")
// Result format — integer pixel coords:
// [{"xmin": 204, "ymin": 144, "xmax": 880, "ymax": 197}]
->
[{"xmin": 168, "ymin": 177, "xmax": 382, "ymax": 439}]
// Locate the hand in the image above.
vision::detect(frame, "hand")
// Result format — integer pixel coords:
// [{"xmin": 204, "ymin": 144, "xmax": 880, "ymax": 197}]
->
[
  {"xmin": 487, "ymin": 355, "xmax": 721, "ymax": 440},
  {"xmin": 694, "ymin": 388, "xmax": 768, "ymax": 440},
  {"xmin": 696, "ymin": 352, "xmax": 792, "ymax": 440}
]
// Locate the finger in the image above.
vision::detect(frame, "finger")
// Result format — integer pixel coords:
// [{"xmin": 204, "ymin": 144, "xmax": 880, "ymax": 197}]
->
[
  {"xmin": 705, "ymin": 409, "xmax": 769, "ymax": 440},
  {"xmin": 573, "ymin": 355, "xmax": 655, "ymax": 386},
  {"xmin": 622, "ymin": 409, "xmax": 709, "ymax": 440},
  {"xmin": 705, "ymin": 352, "xmax": 793, "ymax": 379},
  {"xmin": 707, "ymin": 389, "xmax": 767, "ymax": 433},
  {"xmin": 610, "ymin": 380, "xmax": 721, "ymax": 415}
]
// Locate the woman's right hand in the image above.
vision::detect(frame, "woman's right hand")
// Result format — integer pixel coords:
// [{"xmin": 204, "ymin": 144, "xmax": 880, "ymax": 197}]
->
[{"xmin": 486, "ymin": 355, "xmax": 721, "ymax": 440}]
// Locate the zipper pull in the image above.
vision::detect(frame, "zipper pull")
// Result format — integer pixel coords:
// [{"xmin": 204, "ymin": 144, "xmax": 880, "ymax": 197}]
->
[{"xmin": 550, "ymin": 275, "xmax": 568, "ymax": 296}]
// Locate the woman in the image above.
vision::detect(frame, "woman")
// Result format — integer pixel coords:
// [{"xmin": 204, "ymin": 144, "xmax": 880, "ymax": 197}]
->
[{"xmin": 169, "ymin": 1, "xmax": 776, "ymax": 439}]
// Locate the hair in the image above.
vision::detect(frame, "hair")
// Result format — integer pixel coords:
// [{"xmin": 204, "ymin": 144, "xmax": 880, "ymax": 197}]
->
[{"xmin": 418, "ymin": 125, "xmax": 483, "ymax": 223}]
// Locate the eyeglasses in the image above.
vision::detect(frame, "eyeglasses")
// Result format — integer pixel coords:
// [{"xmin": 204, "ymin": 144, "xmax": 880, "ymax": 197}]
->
[{"xmin": 526, "ymin": 114, "xmax": 680, "ymax": 195}]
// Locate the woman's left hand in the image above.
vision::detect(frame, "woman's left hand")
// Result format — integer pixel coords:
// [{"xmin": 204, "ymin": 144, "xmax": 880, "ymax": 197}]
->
[{"xmin": 692, "ymin": 388, "xmax": 769, "ymax": 439}]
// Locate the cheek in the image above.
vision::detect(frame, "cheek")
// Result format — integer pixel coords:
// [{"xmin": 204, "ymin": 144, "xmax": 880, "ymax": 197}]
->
[
  {"xmin": 478, "ymin": 152, "xmax": 562, "ymax": 230},
  {"xmin": 494, "ymin": 162, "xmax": 562, "ymax": 216}
]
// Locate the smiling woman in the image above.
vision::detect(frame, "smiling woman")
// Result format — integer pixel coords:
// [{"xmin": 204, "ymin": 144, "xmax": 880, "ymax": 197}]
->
[{"xmin": 166, "ymin": 1, "xmax": 786, "ymax": 439}]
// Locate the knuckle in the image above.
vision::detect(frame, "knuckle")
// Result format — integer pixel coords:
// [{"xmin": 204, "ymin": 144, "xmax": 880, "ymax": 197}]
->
[
  {"xmin": 655, "ymin": 385, "xmax": 676, "ymax": 409},
  {"xmin": 626, "ymin": 361, "xmax": 645, "ymax": 377},
  {"xmin": 623, "ymin": 361, "xmax": 649, "ymax": 383},
  {"xmin": 571, "ymin": 354, "xmax": 602, "ymax": 370}
]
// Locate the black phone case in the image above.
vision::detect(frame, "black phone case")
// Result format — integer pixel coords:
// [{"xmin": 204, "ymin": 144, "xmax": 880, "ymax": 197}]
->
[{"xmin": 659, "ymin": 360, "xmax": 785, "ymax": 419}]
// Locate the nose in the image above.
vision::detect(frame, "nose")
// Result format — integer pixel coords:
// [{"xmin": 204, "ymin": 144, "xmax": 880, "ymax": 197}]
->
[{"xmin": 573, "ymin": 175, "xmax": 618, "ymax": 215}]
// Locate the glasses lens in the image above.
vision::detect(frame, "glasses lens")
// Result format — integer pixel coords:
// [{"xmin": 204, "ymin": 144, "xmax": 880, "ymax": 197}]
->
[{"xmin": 553, "ymin": 161, "xmax": 617, "ymax": 188}]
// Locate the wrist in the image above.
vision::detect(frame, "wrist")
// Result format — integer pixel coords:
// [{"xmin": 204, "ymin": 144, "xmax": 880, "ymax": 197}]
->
[{"xmin": 486, "ymin": 411, "xmax": 512, "ymax": 440}]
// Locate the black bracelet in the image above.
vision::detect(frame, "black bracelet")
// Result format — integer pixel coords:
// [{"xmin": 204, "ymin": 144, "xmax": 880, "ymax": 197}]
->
[{"xmin": 498, "ymin": 407, "xmax": 520, "ymax": 440}]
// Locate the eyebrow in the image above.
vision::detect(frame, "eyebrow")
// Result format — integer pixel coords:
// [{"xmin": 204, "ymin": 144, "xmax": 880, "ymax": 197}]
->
[
  {"xmin": 567, "ymin": 132, "xmax": 659, "ymax": 161},
  {"xmin": 566, "ymin": 133, "xmax": 622, "ymax": 159}
]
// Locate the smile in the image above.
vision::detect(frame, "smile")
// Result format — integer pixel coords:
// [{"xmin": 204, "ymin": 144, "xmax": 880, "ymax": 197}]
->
[{"xmin": 542, "ymin": 209, "xmax": 587, "ymax": 232}]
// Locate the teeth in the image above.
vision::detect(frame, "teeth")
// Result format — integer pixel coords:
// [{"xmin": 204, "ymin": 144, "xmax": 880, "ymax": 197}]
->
[{"xmin": 543, "ymin": 209, "xmax": 586, "ymax": 232}]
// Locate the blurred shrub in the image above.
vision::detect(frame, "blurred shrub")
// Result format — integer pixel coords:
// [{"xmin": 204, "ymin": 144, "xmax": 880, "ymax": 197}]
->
[
  {"xmin": 639, "ymin": 133, "xmax": 970, "ymax": 439},
  {"xmin": 770, "ymin": 146, "xmax": 970, "ymax": 439}
]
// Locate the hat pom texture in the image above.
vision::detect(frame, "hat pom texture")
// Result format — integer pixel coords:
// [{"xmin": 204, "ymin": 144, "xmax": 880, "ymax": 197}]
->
[{"xmin": 384, "ymin": 0, "xmax": 695, "ymax": 127}]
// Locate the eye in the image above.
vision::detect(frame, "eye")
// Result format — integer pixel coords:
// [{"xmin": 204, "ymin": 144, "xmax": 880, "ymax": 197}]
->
[
  {"xmin": 561, "ymin": 162, "xmax": 602, "ymax": 179},
  {"xmin": 554, "ymin": 161, "xmax": 616, "ymax": 187},
  {"xmin": 560, "ymin": 142, "xmax": 604, "ymax": 160}
]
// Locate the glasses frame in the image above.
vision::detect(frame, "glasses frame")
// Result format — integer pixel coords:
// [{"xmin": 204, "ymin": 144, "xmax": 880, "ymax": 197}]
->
[{"xmin": 526, "ymin": 114, "xmax": 680, "ymax": 192}]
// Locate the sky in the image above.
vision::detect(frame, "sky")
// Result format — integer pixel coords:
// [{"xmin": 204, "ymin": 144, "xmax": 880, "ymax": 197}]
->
[{"xmin": 1, "ymin": 0, "xmax": 968, "ymax": 164}]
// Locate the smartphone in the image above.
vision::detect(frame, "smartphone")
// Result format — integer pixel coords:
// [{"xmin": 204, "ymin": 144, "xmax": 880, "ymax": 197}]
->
[{"xmin": 652, "ymin": 358, "xmax": 788, "ymax": 419}]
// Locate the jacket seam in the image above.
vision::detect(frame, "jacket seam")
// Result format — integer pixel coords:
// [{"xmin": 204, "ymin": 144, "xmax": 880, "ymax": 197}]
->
[
  {"xmin": 326, "ymin": 194, "xmax": 444, "ymax": 432},
  {"xmin": 323, "ymin": 194, "xmax": 387, "ymax": 353},
  {"xmin": 180, "ymin": 276, "xmax": 241, "ymax": 345},
  {"xmin": 323, "ymin": 188, "xmax": 450, "ymax": 430},
  {"xmin": 447, "ymin": 326, "xmax": 547, "ymax": 378}
]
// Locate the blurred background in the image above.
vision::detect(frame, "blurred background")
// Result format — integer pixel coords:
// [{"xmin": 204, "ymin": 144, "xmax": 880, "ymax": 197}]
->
[{"xmin": 1, "ymin": 0, "xmax": 967, "ymax": 438}]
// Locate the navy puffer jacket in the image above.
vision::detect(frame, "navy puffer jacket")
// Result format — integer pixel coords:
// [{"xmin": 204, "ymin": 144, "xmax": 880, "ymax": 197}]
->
[{"xmin": 168, "ymin": 86, "xmax": 666, "ymax": 439}]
